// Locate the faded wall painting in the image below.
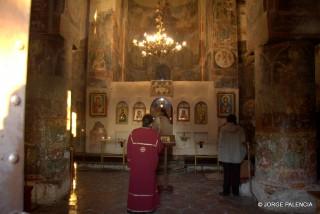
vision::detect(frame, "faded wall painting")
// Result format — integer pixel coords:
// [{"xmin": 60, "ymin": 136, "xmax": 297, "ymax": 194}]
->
[
  {"xmin": 208, "ymin": 0, "xmax": 238, "ymax": 87},
  {"xmin": 150, "ymin": 80, "xmax": 173, "ymax": 97},
  {"xmin": 177, "ymin": 101, "xmax": 190, "ymax": 121},
  {"xmin": 116, "ymin": 101, "xmax": 129, "ymax": 124},
  {"xmin": 89, "ymin": 122, "xmax": 107, "ymax": 151},
  {"xmin": 28, "ymin": 38, "xmax": 65, "ymax": 76},
  {"xmin": 255, "ymin": 42, "xmax": 315, "ymax": 131},
  {"xmin": 126, "ymin": 0, "xmax": 199, "ymax": 81},
  {"xmin": 194, "ymin": 102, "xmax": 207, "ymax": 124},
  {"xmin": 87, "ymin": 10, "xmax": 114, "ymax": 87}
]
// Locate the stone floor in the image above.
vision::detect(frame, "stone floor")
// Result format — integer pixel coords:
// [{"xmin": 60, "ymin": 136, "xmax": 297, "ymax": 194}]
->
[{"xmin": 30, "ymin": 167, "xmax": 277, "ymax": 214}]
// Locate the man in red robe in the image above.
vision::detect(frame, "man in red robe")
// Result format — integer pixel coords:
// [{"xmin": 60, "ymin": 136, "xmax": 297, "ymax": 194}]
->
[{"xmin": 127, "ymin": 114, "xmax": 164, "ymax": 213}]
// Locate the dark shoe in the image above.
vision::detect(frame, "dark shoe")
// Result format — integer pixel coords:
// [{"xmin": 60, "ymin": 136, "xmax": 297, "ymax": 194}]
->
[{"xmin": 219, "ymin": 192, "xmax": 230, "ymax": 196}]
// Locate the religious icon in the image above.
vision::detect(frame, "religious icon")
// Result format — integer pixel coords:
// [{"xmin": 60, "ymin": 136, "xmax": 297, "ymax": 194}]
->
[
  {"xmin": 195, "ymin": 101, "xmax": 207, "ymax": 124},
  {"xmin": 92, "ymin": 50, "xmax": 106, "ymax": 72},
  {"xmin": 217, "ymin": 92, "xmax": 235, "ymax": 117},
  {"xmin": 119, "ymin": 109, "xmax": 127, "ymax": 122},
  {"xmin": 150, "ymin": 80, "xmax": 173, "ymax": 97},
  {"xmin": 133, "ymin": 108, "xmax": 145, "ymax": 121},
  {"xmin": 177, "ymin": 101, "xmax": 190, "ymax": 121},
  {"xmin": 90, "ymin": 93, "xmax": 107, "ymax": 117},
  {"xmin": 133, "ymin": 102, "xmax": 146, "ymax": 122},
  {"xmin": 116, "ymin": 101, "xmax": 129, "ymax": 124}
]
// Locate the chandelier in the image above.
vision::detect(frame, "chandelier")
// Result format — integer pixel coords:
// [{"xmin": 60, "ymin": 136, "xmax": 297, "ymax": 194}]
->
[{"xmin": 132, "ymin": 0, "xmax": 186, "ymax": 57}]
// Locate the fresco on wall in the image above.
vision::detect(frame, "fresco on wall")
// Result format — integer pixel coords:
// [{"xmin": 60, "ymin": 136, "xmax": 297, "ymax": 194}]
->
[
  {"xmin": 88, "ymin": 10, "xmax": 114, "ymax": 87},
  {"xmin": 256, "ymin": 43, "xmax": 315, "ymax": 130},
  {"xmin": 210, "ymin": 0, "xmax": 238, "ymax": 87},
  {"xmin": 28, "ymin": 38, "xmax": 65, "ymax": 76},
  {"xmin": 246, "ymin": 0, "xmax": 264, "ymax": 29},
  {"xmin": 112, "ymin": 5, "xmax": 123, "ymax": 82},
  {"xmin": 25, "ymin": 116, "xmax": 69, "ymax": 181},
  {"xmin": 194, "ymin": 102, "xmax": 207, "ymax": 124},
  {"xmin": 65, "ymin": 0, "xmax": 82, "ymax": 28},
  {"xmin": 155, "ymin": 64, "xmax": 171, "ymax": 80},
  {"xmin": 30, "ymin": 0, "xmax": 49, "ymax": 33},
  {"xmin": 150, "ymin": 80, "xmax": 173, "ymax": 97},
  {"xmin": 271, "ymin": 0, "xmax": 320, "ymax": 36},
  {"xmin": 212, "ymin": 0, "xmax": 237, "ymax": 46},
  {"xmin": 40, "ymin": 123, "xmax": 68, "ymax": 180},
  {"xmin": 26, "ymin": 34, "xmax": 70, "ymax": 182},
  {"xmin": 116, "ymin": 101, "xmax": 129, "ymax": 124},
  {"xmin": 255, "ymin": 42, "xmax": 316, "ymax": 185},
  {"xmin": 126, "ymin": 0, "xmax": 199, "ymax": 81},
  {"xmin": 89, "ymin": 121, "xmax": 107, "ymax": 151}
]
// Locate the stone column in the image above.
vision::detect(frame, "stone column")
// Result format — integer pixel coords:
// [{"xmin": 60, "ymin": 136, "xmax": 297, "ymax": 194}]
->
[{"xmin": 253, "ymin": 41, "xmax": 317, "ymax": 211}]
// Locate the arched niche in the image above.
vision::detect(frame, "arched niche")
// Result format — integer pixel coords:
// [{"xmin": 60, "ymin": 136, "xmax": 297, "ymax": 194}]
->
[
  {"xmin": 177, "ymin": 101, "xmax": 190, "ymax": 121},
  {"xmin": 133, "ymin": 101, "xmax": 146, "ymax": 121},
  {"xmin": 116, "ymin": 101, "xmax": 129, "ymax": 124},
  {"xmin": 150, "ymin": 97, "xmax": 173, "ymax": 121},
  {"xmin": 194, "ymin": 101, "xmax": 208, "ymax": 124}
]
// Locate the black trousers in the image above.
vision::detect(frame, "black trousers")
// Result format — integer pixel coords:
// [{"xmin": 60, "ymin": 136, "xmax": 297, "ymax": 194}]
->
[{"xmin": 222, "ymin": 162, "xmax": 240, "ymax": 195}]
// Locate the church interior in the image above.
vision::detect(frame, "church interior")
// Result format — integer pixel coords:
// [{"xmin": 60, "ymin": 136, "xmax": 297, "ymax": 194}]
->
[{"xmin": 1, "ymin": 0, "xmax": 320, "ymax": 213}]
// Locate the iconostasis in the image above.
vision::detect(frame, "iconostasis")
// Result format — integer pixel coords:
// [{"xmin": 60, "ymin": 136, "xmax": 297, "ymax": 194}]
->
[{"xmin": 84, "ymin": 81, "xmax": 238, "ymax": 156}]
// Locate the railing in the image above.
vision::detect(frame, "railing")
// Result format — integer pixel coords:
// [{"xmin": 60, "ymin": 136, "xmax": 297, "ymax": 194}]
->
[{"xmin": 100, "ymin": 138, "xmax": 126, "ymax": 170}]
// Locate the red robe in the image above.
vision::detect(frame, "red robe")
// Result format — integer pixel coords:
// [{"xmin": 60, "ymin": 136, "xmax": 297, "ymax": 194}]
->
[{"xmin": 127, "ymin": 127, "xmax": 163, "ymax": 213}]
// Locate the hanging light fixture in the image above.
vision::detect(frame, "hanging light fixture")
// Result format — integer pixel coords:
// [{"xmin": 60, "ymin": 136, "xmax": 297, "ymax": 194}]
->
[{"xmin": 132, "ymin": 0, "xmax": 187, "ymax": 57}]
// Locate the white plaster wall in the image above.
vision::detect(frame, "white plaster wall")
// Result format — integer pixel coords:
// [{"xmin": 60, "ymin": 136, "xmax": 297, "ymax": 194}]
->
[{"xmin": 86, "ymin": 81, "xmax": 239, "ymax": 156}]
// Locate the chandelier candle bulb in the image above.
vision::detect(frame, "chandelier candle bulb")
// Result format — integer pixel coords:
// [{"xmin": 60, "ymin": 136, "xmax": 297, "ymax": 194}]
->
[{"xmin": 132, "ymin": 0, "xmax": 186, "ymax": 57}]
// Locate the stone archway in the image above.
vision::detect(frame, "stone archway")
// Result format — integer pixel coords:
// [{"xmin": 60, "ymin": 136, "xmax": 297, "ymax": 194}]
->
[{"xmin": 150, "ymin": 97, "xmax": 173, "ymax": 121}]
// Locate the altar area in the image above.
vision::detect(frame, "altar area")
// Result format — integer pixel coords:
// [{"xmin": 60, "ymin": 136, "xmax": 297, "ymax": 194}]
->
[{"xmin": 80, "ymin": 81, "xmax": 238, "ymax": 160}]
